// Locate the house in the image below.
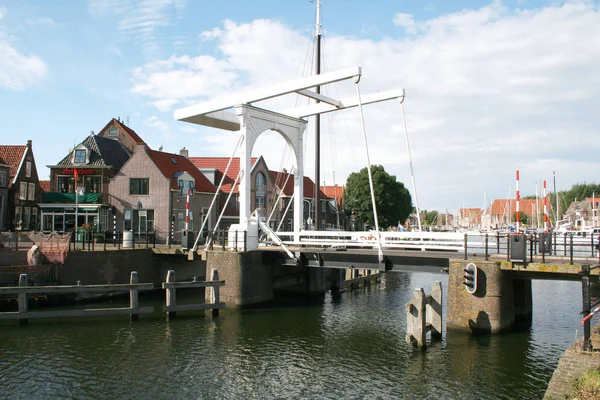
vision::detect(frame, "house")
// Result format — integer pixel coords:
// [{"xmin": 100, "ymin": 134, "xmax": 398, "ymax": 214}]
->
[
  {"xmin": 40, "ymin": 129, "xmax": 133, "ymax": 233},
  {"xmin": 457, "ymin": 208, "xmax": 483, "ymax": 229},
  {"xmin": 110, "ymin": 145, "xmax": 218, "ymax": 244},
  {"xmin": 269, "ymin": 170, "xmax": 331, "ymax": 231},
  {"xmin": 0, "ymin": 140, "xmax": 42, "ymax": 231},
  {"xmin": 489, "ymin": 199, "xmax": 547, "ymax": 228},
  {"xmin": 0, "ymin": 155, "xmax": 10, "ymax": 230},
  {"xmin": 563, "ymin": 197, "xmax": 600, "ymax": 228},
  {"xmin": 190, "ymin": 156, "xmax": 276, "ymax": 231},
  {"xmin": 321, "ymin": 184, "xmax": 345, "ymax": 230}
]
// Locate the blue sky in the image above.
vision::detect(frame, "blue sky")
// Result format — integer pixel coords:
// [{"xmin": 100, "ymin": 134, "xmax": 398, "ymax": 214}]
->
[{"xmin": 1, "ymin": 0, "xmax": 599, "ymax": 213}]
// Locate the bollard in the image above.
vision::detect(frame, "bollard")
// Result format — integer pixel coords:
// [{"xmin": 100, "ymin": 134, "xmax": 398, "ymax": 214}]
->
[
  {"xmin": 570, "ymin": 234, "xmax": 574, "ymax": 265},
  {"xmin": 18, "ymin": 273, "xmax": 28, "ymax": 325},
  {"xmin": 130, "ymin": 271, "xmax": 140, "ymax": 321},
  {"xmin": 165, "ymin": 270, "xmax": 176, "ymax": 320},
  {"xmin": 563, "ymin": 234, "xmax": 567, "ymax": 256},
  {"xmin": 235, "ymin": 230, "xmax": 239, "ymax": 252},
  {"xmin": 506, "ymin": 234, "xmax": 510, "ymax": 261},
  {"xmin": 103, "ymin": 231, "xmax": 107, "ymax": 252},
  {"xmin": 496, "ymin": 232, "xmax": 500, "ymax": 254},
  {"xmin": 153, "ymin": 232, "xmax": 156, "ymax": 249},
  {"xmin": 542, "ymin": 236, "xmax": 546, "ymax": 264},
  {"xmin": 553, "ymin": 231, "xmax": 557, "ymax": 256},
  {"xmin": 208, "ymin": 269, "xmax": 220, "ymax": 317},
  {"xmin": 582, "ymin": 264, "xmax": 591, "ymax": 351},
  {"xmin": 529, "ymin": 235, "xmax": 533, "ymax": 263},
  {"xmin": 485, "ymin": 234, "xmax": 489, "ymax": 261}
]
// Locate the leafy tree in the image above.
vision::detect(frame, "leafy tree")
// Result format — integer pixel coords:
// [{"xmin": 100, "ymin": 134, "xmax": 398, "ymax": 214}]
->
[
  {"xmin": 425, "ymin": 210, "xmax": 439, "ymax": 226},
  {"xmin": 344, "ymin": 165, "xmax": 412, "ymax": 228},
  {"xmin": 513, "ymin": 211, "xmax": 529, "ymax": 225}
]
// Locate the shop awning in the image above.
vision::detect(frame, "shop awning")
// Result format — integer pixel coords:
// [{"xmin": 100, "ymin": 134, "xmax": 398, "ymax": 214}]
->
[{"xmin": 42, "ymin": 192, "xmax": 102, "ymax": 203}]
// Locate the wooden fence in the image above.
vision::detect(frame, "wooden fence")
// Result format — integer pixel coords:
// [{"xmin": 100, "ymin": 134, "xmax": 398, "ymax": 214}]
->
[{"xmin": 0, "ymin": 269, "xmax": 224, "ymax": 325}]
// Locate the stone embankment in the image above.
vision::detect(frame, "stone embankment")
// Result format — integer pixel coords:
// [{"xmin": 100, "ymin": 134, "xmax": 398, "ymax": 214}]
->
[{"xmin": 544, "ymin": 324, "xmax": 600, "ymax": 399}]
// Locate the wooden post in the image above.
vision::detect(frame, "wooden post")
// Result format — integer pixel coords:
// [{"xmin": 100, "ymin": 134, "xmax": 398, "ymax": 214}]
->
[
  {"xmin": 406, "ymin": 288, "xmax": 426, "ymax": 348},
  {"xmin": 18, "ymin": 273, "xmax": 28, "ymax": 325},
  {"xmin": 165, "ymin": 270, "xmax": 176, "ymax": 320},
  {"xmin": 130, "ymin": 271, "xmax": 139, "ymax": 321},
  {"xmin": 427, "ymin": 281, "xmax": 443, "ymax": 338},
  {"xmin": 207, "ymin": 269, "xmax": 220, "ymax": 317}
]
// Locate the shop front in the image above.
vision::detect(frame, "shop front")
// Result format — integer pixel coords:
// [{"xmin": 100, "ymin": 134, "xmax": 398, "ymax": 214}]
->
[{"xmin": 40, "ymin": 193, "xmax": 109, "ymax": 233}]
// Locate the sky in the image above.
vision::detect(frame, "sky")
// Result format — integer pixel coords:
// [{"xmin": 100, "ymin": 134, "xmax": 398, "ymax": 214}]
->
[{"xmin": 1, "ymin": 0, "xmax": 599, "ymax": 212}]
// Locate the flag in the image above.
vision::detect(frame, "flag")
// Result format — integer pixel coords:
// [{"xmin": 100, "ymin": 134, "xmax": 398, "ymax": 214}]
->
[{"xmin": 73, "ymin": 168, "xmax": 79, "ymax": 183}]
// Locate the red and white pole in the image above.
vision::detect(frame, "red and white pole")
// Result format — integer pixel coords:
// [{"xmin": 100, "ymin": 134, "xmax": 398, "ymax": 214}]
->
[
  {"xmin": 543, "ymin": 180, "xmax": 548, "ymax": 232},
  {"xmin": 516, "ymin": 170, "xmax": 520, "ymax": 235},
  {"xmin": 185, "ymin": 188, "xmax": 190, "ymax": 234}
]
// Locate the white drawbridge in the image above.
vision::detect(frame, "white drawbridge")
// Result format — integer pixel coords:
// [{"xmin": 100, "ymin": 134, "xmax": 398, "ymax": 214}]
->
[{"xmin": 175, "ymin": 67, "xmax": 406, "ymax": 260}]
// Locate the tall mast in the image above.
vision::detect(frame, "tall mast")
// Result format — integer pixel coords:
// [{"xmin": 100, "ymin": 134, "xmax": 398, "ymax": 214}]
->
[{"xmin": 314, "ymin": 0, "xmax": 322, "ymax": 230}]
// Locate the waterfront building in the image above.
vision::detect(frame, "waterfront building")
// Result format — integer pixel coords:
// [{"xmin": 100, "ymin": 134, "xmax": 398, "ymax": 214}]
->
[
  {"xmin": 190, "ymin": 156, "xmax": 276, "ymax": 231},
  {"xmin": 40, "ymin": 121, "xmax": 134, "ymax": 233},
  {"xmin": 489, "ymin": 198, "xmax": 546, "ymax": 228},
  {"xmin": 563, "ymin": 197, "xmax": 600, "ymax": 228},
  {"xmin": 320, "ymin": 184, "xmax": 345, "ymax": 230},
  {"xmin": 457, "ymin": 208, "xmax": 483, "ymax": 229},
  {"xmin": 0, "ymin": 155, "xmax": 10, "ymax": 231},
  {"xmin": 110, "ymin": 145, "xmax": 218, "ymax": 244},
  {"xmin": 0, "ymin": 140, "xmax": 42, "ymax": 231}
]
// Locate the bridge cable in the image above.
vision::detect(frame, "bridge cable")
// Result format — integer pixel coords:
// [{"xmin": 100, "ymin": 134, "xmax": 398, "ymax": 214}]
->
[{"xmin": 354, "ymin": 78, "xmax": 383, "ymax": 262}]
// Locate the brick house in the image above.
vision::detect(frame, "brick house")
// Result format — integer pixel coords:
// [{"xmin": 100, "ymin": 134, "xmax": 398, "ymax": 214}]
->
[
  {"xmin": 563, "ymin": 197, "xmax": 600, "ymax": 228},
  {"xmin": 41, "ymin": 131, "xmax": 132, "ymax": 233},
  {"xmin": 457, "ymin": 208, "xmax": 483, "ymax": 229},
  {"xmin": 0, "ymin": 155, "xmax": 10, "ymax": 230},
  {"xmin": 269, "ymin": 170, "xmax": 332, "ymax": 231},
  {"xmin": 110, "ymin": 145, "xmax": 217, "ymax": 244},
  {"xmin": 190, "ymin": 156, "xmax": 277, "ymax": 230},
  {"xmin": 489, "ymin": 199, "xmax": 546, "ymax": 228},
  {"xmin": 321, "ymin": 184, "xmax": 345, "ymax": 230},
  {"xmin": 0, "ymin": 140, "xmax": 42, "ymax": 231}
]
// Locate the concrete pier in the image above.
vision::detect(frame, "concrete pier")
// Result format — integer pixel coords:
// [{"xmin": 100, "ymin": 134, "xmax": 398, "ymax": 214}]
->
[{"xmin": 447, "ymin": 260, "xmax": 521, "ymax": 333}]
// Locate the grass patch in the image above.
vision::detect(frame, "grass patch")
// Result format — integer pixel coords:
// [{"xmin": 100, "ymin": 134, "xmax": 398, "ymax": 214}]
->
[{"xmin": 569, "ymin": 367, "xmax": 600, "ymax": 400}]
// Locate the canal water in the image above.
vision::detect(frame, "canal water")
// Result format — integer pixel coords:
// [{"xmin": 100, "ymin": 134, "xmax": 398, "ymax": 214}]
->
[{"xmin": 0, "ymin": 272, "xmax": 595, "ymax": 399}]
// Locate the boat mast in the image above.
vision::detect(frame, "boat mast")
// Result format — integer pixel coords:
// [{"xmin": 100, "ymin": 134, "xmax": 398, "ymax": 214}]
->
[{"xmin": 314, "ymin": 0, "xmax": 322, "ymax": 230}]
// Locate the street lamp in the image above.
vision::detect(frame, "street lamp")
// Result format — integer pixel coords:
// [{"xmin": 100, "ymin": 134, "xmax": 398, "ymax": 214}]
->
[{"xmin": 304, "ymin": 199, "xmax": 313, "ymax": 230}]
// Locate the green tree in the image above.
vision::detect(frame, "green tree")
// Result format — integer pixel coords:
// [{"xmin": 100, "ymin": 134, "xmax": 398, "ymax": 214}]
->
[
  {"xmin": 344, "ymin": 165, "xmax": 412, "ymax": 228},
  {"xmin": 425, "ymin": 210, "xmax": 439, "ymax": 226},
  {"xmin": 513, "ymin": 211, "xmax": 529, "ymax": 225}
]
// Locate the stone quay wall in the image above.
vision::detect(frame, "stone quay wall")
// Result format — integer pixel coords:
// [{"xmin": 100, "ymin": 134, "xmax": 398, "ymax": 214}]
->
[{"xmin": 544, "ymin": 325, "xmax": 600, "ymax": 399}]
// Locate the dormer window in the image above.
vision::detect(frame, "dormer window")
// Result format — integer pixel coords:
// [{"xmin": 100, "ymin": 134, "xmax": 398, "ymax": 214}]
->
[
  {"xmin": 178, "ymin": 179, "xmax": 194, "ymax": 197},
  {"xmin": 74, "ymin": 149, "xmax": 86, "ymax": 164}
]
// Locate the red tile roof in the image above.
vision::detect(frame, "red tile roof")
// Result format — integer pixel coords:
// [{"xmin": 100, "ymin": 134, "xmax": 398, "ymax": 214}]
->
[
  {"xmin": 146, "ymin": 149, "xmax": 216, "ymax": 193},
  {"xmin": 189, "ymin": 157, "xmax": 257, "ymax": 193},
  {"xmin": 269, "ymin": 170, "xmax": 325, "ymax": 199},
  {"xmin": 490, "ymin": 199, "xmax": 546, "ymax": 216},
  {"xmin": 98, "ymin": 118, "xmax": 145, "ymax": 144},
  {"xmin": 321, "ymin": 185, "xmax": 344, "ymax": 206},
  {"xmin": 39, "ymin": 180, "xmax": 51, "ymax": 193},
  {"xmin": 0, "ymin": 144, "xmax": 27, "ymax": 186}
]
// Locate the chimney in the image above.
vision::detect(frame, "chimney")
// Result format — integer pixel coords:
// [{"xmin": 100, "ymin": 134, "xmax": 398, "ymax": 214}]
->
[
  {"xmin": 179, "ymin": 147, "xmax": 189, "ymax": 158},
  {"xmin": 27, "ymin": 140, "xmax": 32, "ymax": 148},
  {"xmin": 159, "ymin": 145, "xmax": 163, "ymax": 152}
]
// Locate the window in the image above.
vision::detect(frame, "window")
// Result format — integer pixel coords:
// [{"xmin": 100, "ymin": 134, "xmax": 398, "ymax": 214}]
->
[
  {"xmin": 0, "ymin": 171, "xmax": 6, "ymax": 188},
  {"xmin": 255, "ymin": 172, "xmax": 266, "ymax": 194},
  {"xmin": 130, "ymin": 178, "xmax": 149, "ymax": 195},
  {"xmin": 84, "ymin": 175, "xmax": 102, "ymax": 194},
  {"xmin": 14, "ymin": 206, "xmax": 22, "ymax": 230},
  {"xmin": 124, "ymin": 209, "xmax": 133, "ymax": 231},
  {"xmin": 178, "ymin": 179, "xmax": 194, "ymax": 197},
  {"xmin": 28, "ymin": 183, "xmax": 35, "ymax": 201},
  {"xmin": 57, "ymin": 176, "xmax": 75, "ymax": 193},
  {"xmin": 19, "ymin": 182, "xmax": 27, "ymax": 200},
  {"xmin": 26, "ymin": 161, "xmax": 31, "ymax": 178},
  {"xmin": 23, "ymin": 207, "xmax": 30, "ymax": 230},
  {"xmin": 109, "ymin": 128, "xmax": 118, "ymax": 136},
  {"xmin": 74, "ymin": 149, "xmax": 86, "ymax": 163}
]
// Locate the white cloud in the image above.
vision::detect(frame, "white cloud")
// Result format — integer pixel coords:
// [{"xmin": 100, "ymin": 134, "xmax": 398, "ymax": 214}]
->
[
  {"xmin": 394, "ymin": 13, "xmax": 417, "ymax": 34},
  {"xmin": 87, "ymin": 0, "xmax": 187, "ymax": 53},
  {"xmin": 0, "ymin": 6, "xmax": 6, "ymax": 20},
  {"xmin": 0, "ymin": 40, "xmax": 48, "ymax": 90},
  {"xmin": 130, "ymin": 1, "xmax": 600, "ymax": 209},
  {"xmin": 200, "ymin": 27, "xmax": 221, "ymax": 41},
  {"xmin": 144, "ymin": 115, "xmax": 169, "ymax": 130}
]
